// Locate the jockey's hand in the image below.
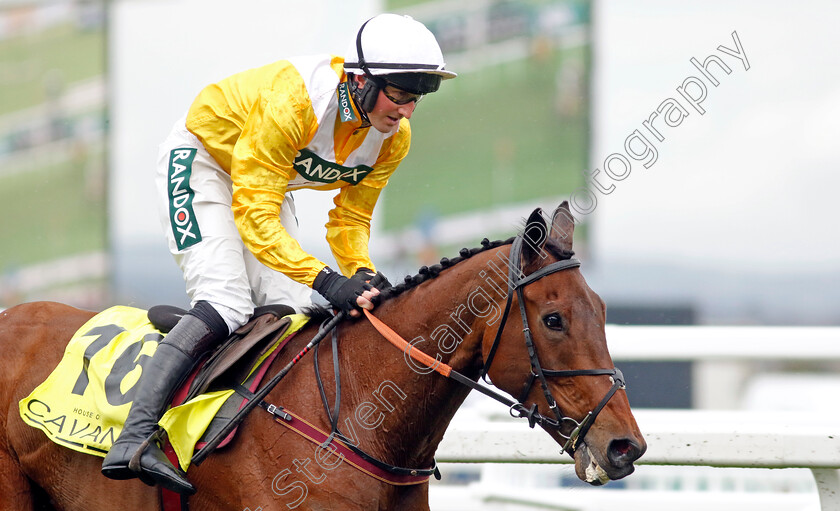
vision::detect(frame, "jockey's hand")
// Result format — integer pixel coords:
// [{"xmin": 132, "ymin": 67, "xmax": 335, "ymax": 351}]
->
[
  {"xmin": 352, "ymin": 268, "xmax": 392, "ymax": 291},
  {"xmin": 314, "ymin": 267, "xmax": 381, "ymax": 317}
]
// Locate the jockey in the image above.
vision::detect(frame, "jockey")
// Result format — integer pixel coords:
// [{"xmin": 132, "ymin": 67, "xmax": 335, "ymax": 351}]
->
[{"xmin": 101, "ymin": 13, "xmax": 455, "ymax": 495}]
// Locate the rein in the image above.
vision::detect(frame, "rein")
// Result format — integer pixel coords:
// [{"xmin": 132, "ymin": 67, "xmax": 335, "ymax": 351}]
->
[
  {"xmin": 192, "ymin": 310, "xmax": 346, "ymax": 465},
  {"xmin": 312, "ymin": 323, "xmax": 439, "ymax": 481}
]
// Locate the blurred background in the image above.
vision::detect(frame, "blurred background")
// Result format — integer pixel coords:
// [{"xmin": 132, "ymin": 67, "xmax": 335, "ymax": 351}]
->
[
  {"xmin": 4, "ymin": 0, "xmax": 838, "ymax": 324},
  {"xmin": 1, "ymin": 1, "xmax": 838, "ymax": 509}
]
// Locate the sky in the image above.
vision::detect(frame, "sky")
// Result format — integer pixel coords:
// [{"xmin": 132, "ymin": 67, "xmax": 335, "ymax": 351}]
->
[
  {"xmin": 591, "ymin": 0, "xmax": 840, "ymax": 273},
  {"xmin": 580, "ymin": 0, "xmax": 840, "ymax": 323}
]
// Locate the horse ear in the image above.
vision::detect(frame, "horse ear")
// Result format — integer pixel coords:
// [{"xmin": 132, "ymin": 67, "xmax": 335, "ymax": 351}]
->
[
  {"xmin": 522, "ymin": 207, "xmax": 548, "ymax": 266},
  {"xmin": 549, "ymin": 201, "xmax": 575, "ymax": 252}
]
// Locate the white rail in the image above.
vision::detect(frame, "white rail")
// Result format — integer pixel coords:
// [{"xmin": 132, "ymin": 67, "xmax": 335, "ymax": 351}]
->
[
  {"xmin": 603, "ymin": 325, "xmax": 840, "ymax": 362},
  {"xmin": 605, "ymin": 325, "xmax": 840, "ymax": 410},
  {"xmin": 436, "ymin": 409, "xmax": 840, "ymax": 510}
]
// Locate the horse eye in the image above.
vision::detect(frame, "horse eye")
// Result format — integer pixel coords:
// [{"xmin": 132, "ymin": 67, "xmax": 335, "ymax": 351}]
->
[{"xmin": 543, "ymin": 313, "xmax": 565, "ymax": 331}]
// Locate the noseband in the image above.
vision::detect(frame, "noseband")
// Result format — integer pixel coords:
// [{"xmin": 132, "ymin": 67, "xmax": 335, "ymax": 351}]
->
[{"xmin": 478, "ymin": 234, "xmax": 626, "ymax": 454}]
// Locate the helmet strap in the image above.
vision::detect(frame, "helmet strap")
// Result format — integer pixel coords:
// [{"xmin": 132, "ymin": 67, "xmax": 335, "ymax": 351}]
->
[
  {"xmin": 346, "ymin": 74, "xmax": 372, "ymax": 125},
  {"xmin": 357, "ymin": 76, "xmax": 382, "ymax": 115},
  {"xmin": 352, "ymin": 19, "xmax": 382, "ymax": 117}
]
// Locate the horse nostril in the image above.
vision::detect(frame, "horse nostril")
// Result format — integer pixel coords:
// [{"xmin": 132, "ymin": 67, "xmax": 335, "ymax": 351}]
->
[{"xmin": 608, "ymin": 438, "xmax": 644, "ymax": 466}]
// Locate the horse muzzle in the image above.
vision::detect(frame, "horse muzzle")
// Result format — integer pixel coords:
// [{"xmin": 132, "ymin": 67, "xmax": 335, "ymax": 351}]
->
[{"xmin": 573, "ymin": 437, "xmax": 646, "ymax": 485}]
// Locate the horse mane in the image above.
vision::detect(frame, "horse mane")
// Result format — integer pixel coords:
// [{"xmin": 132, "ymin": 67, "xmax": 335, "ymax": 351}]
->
[
  {"xmin": 378, "ymin": 234, "xmax": 574, "ymax": 303},
  {"xmin": 299, "ymin": 239, "xmax": 515, "ymax": 324},
  {"xmin": 303, "ymin": 229, "xmax": 574, "ymax": 323},
  {"xmin": 377, "ymin": 237, "xmax": 512, "ymax": 302}
]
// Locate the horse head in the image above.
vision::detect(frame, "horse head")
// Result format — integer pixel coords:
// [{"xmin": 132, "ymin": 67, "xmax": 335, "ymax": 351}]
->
[{"xmin": 481, "ymin": 201, "xmax": 646, "ymax": 484}]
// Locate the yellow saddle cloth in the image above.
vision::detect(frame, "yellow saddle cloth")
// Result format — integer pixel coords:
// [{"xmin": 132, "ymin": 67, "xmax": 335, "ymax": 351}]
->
[{"xmin": 19, "ymin": 305, "xmax": 308, "ymax": 470}]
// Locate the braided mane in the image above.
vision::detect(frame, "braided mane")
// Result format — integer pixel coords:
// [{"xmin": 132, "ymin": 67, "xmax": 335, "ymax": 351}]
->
[
  {"xmin": 378, "ymin": 234, "xmax": 575, "ymax": 303},
  {"xmin": 378, "ymin": 237, "xmax": 514, "ymax": 302},
  {"xmin": 304, "ymin": 232, "xmax": 575, "ymax": 321}
]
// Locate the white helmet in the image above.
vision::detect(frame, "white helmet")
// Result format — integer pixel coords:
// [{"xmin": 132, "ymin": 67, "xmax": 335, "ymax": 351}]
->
[{"xmin": 344, "ymin": 13, "xmax": 456, "ymax": 95}]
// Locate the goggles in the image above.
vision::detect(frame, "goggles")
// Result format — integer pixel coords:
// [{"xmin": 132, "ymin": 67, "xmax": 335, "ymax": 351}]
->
[{"xmin": 381, "ymin": 84, "xmax": 424, "ymax": 105}]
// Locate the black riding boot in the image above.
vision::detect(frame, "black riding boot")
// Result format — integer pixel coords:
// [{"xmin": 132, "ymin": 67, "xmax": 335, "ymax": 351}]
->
[{"xmin": 101, "ymin": 305, "xmax": 227, "ymax": 495}]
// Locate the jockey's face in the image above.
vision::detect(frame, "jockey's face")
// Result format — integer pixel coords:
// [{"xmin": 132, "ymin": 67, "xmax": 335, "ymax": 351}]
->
[{"xmin": 355, "ymin": 76, "xmax": 417, "ymax": 133}]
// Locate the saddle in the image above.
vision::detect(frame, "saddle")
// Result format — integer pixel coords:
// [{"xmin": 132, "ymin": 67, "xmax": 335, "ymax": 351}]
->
[{"xmin": 147, "ymin": 303, "xmax": 295, "ymax": 403}]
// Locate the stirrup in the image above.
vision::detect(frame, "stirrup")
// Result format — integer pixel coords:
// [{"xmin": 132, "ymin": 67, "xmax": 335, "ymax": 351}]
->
[{"xmin": 128, "ymin": 429, "xmax": 163, "ymax": 473}]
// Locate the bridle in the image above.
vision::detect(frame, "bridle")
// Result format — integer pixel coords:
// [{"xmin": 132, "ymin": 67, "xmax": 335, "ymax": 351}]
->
[
  {"xmin": 362, "ymin": 233, "xmax": 626, "ymax": 456},
  {"xmin": 475, "ymin": 234, "xmax": 626, "ymax": 454}
]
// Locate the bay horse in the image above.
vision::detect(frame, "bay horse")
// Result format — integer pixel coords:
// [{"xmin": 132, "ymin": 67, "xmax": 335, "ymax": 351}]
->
[{"xmin": 0, "ymin": 203, "xmax": 645, "ymax": 510}]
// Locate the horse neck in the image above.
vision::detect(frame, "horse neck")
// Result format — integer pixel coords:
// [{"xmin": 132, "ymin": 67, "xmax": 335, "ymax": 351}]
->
[{"xmin": 339, "ymin": 249, "xmax": 510, "ymax": 468}]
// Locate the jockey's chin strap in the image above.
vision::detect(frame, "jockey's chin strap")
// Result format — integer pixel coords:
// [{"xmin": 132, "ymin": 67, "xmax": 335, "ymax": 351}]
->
[{"xmin": 364, "ymin": 234, "xmax": 625, "ymax": 454}]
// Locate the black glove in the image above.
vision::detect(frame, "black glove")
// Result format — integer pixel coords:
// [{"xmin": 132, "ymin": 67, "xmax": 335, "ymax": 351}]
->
[
  {"xmin": 313, "ymin": 267, "xmax": 372, "ymax": 313},
  {"xmin": 352, "ymin": 268, "xmax": 392, "ymax": 290}
]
